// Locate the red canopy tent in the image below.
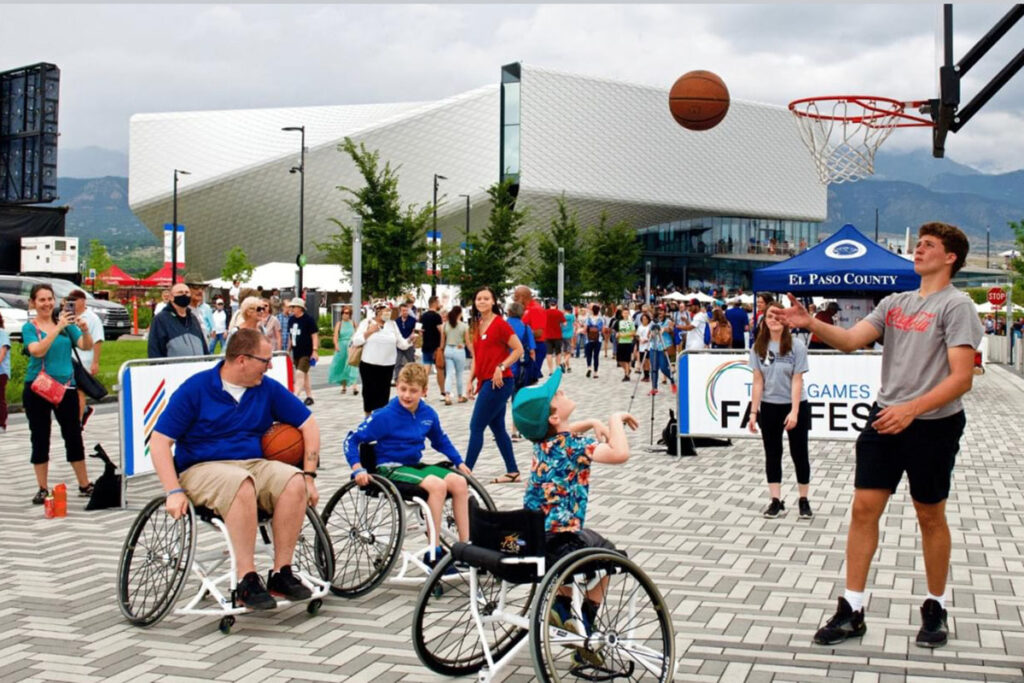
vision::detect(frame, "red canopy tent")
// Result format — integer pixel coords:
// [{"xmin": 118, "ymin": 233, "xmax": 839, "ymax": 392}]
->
[
  {"xmin": 138, "ymin": 263, "xmax": 183, "ymax": 288},
  {"xmin": 97, "ymin": 264, "xmax": 137, "ymax": 286}
]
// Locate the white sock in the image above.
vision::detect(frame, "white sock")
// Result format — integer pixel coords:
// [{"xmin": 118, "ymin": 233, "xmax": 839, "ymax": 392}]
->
[
  {"xmin": 926, "ymin": 592, "xmax": 946, "ymax": 609},
  {"xmin": 843, "ymin": 589, "xmax": 865, "ymax": 612}
]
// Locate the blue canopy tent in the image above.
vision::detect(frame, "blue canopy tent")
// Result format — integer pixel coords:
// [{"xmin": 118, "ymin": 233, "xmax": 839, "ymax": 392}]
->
[{"xmin": 753, "ymin": 224, "xmax": 920, "ymax": 295}]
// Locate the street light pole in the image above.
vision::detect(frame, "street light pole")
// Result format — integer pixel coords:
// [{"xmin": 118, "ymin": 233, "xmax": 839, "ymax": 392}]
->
[
  {"xmin": 987, "ymin": 226, "xmax": 991, "ymax": 269},
  {"xmin": 282, "ymin": 126, "xmax": 306, "ymax": 294},
  {"xmin": 458, "ymin": 193, "xmax": 470, "ymax": 273},
  {"xmin": 171, "ymin": 169, "xmax": 190, "ymax": 285},
  {"xmin": 431, "ymin": 173, "xmax": 447, "ymax": 297}
]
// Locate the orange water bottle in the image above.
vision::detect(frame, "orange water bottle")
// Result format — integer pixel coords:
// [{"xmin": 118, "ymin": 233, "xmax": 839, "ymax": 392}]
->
[{"xmin": 53, "ymin": 483, "xmax": 67, "ymax": 518}]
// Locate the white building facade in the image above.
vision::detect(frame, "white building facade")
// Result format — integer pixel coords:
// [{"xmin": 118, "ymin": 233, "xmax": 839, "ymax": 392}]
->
[{"xmin": 129, "ymin": 63, "xmax": 826, "ymax": 290}]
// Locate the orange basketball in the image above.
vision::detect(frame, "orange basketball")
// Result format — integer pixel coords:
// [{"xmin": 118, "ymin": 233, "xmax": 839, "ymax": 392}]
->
[
  {"xmin": 668, "ymin": 70, "xmax": 730, "ymax": 131},
  {"xmin": 261, "ymin": 423, "xmax": 304, "ymax": 467}
]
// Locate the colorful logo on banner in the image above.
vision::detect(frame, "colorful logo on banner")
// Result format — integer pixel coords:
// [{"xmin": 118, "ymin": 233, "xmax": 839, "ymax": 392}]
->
[
  {"xmin": 142, "ymin": 379, "xmax": 169, "ymax": 458},
  {"xmin": 704, "ymin": 359, "xmax": 751, "ymax": 422}
]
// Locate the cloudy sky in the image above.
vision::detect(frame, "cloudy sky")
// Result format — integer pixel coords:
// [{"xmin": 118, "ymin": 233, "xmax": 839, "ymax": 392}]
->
[{"xmin": 4, "ymin": 3, "xmax": 1023, "ymax": 173}]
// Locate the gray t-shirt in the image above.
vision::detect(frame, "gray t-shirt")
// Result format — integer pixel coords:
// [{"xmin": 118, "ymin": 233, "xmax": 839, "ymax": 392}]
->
[
  {"xmin": 864, "ymin": 285, "xmax": 982, "ymax": 419},
  {"xmin": 749, "ymin": 338, "xmax": 809, "ymax": 405}
]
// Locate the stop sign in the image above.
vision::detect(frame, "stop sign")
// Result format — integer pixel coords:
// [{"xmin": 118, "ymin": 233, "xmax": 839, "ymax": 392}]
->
[{"xmin": 987, "ymin": 287, "xmax": 1007, "ymax": 306}]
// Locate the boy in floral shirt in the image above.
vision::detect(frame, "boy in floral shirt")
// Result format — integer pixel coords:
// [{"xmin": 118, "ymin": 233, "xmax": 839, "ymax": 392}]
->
[{"xmin": 512, "ymin": 368, "xmax": 637, "ymax": 646}]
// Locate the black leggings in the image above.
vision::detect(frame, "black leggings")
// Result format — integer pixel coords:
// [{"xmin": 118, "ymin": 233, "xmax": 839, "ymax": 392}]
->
[
  {"xmin": 359, "ymin": 361, "xmax": 394, "ymax": 413},
  {"xmin": 23, "ymin": 383, "xmax": 85, "ymax": 465},
  {"xmin": 758, "ymin": 400, "xmax": 811, "ymax": 485}
]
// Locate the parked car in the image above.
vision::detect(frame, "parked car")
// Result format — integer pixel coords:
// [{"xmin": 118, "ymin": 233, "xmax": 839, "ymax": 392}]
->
[
  {"xmin": 0, "ymin": 275, "xmax": 133, "ymax": 340},
  {"xmin": 0, "ymin": 292, "xmax": 29, "ymax": 341}
]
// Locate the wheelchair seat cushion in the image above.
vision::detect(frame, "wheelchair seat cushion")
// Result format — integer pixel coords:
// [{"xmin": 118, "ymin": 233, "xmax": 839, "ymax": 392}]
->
[{"xmin": 178, "ymin": 458, "xmax": 300, "ymax": 518}]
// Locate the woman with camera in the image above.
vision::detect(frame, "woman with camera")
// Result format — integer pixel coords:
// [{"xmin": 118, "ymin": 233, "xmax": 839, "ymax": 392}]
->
[{"xmin": 22, "ymin": 284, "xmax": 95, "ymax": 504}]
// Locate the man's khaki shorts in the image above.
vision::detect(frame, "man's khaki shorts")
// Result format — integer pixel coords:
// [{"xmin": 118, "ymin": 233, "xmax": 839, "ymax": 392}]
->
[{"xmin": 179, "ymin": 459, "xmax": 300, "ymax": 517}]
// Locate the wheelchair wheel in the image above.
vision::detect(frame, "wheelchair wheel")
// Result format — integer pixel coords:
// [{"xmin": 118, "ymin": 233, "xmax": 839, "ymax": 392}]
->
[
  {"xmin": 293, "ymin": 506, "xmax": 335, "ymax": 583},
  {"xmin": 321, "ymin": 475, "xmax": 405, "ymax": 598},
  {"xmin": 412, "ymin": 554, "xmax": 535, "ymax": 676},
  {"xmin": 117, "ymin": 495, "xmax": 196, "ymax": 627},
  {"xmin": 530, "ymin": 550, "xmax": 674, "ymax": 682},
  {"xmin": 438, "ymin": 473, "xmax": 497, "ymax": 549}
]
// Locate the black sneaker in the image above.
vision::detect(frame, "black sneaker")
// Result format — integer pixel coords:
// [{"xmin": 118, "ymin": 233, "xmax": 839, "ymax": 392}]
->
[
  {"xmin": 799, "ymin": 497, "xmax": 813, "ymax": 519},
  {"xmin": 304, "ymin": 397, "xmax": 315, "ymax": 406},
  {"xmin": 32, "ymin": 487, "xmax": 48, "ymax": 505},
  {"xmin": 763, "ymin": 498, "xmax": 785, "ymax": 518},
  {"xmin": 813, "ymin": 597, "xmax": 866, "ymax": 645},
  {"xmin": 236, "ymin": 571, "xmax": 277, "ymax": 610},
  {"xmin": 81, "ymin": 405, "xmax": 95, "ymax": 429},
  {"xmin": 586, "ymin": 369, "xmax": 591, "ymax": 378},
  {"xmin": 915, "ymin": 599, "xmax": 948, "ymax": 648},
  {"xmin": 267, "ymin": 565, "xmax": 312, "ymax": 601}
]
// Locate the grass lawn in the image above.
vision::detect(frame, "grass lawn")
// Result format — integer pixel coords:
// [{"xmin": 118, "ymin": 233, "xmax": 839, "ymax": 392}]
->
[{"xmin": 5, "ymin": 338, "xmax": 334, "ymax": 407}]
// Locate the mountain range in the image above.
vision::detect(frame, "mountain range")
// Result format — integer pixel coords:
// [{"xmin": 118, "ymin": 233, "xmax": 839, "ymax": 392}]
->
[{"xmin": 53, "ymin": 148, "xmax": 1024, "ymax": 257}]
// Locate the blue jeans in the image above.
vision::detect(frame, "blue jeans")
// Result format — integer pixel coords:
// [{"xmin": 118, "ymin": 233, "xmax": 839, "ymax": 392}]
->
[
  {"xmin": 650, "ymin": 348, "xmax": 674, "ymax": 390},
  {"xmin": 465, "ymin": 379, "xmax": 517, "ymax": 473},
  {"xmin": 444, "ymin": 346, "xmax": 467, "ymax": 397},
  {"xmin": 585, "ymin": 340, "xmax": 601, "ymax": 372},
  {"xmin": 211, "ymin": 332, "xmax": 226, "ymax": 354}
]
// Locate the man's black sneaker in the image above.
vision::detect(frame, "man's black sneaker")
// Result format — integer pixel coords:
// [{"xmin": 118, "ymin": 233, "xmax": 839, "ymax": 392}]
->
[
  {"xmin": 763, "ymin": 498, "xmax": 785, "ymax": 518},
  {"xmin": 915, "ymin": 599, "xmax": 948, "ymax": 648},
  {"xmin": 267, "ymin": 565, "xmax": 312, "ymax": 601},
  {"xmin": 813, "ymin": 597, "xmax": 866, "ymax": 645},
  {"xmin": 236, "ymin": 571, "xmax": 277, "ymax": 610},
  {"xmin": 32, "ymin": 487, "xmax": 48, "ymax": 505},
  {"xmin": 798, "ymin": 497, "xmax": 813, "ymax": 519}
]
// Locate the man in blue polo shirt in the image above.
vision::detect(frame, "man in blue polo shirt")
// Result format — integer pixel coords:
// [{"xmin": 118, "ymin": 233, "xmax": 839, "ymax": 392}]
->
[{"xmin": 150, "ymin": 328, "xmax": 321, "ymax": 611}]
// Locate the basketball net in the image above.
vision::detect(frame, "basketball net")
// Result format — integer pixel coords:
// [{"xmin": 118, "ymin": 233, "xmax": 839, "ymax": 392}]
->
[{"xmin": 788, "ymin": 96, "xmax": 932, "ymax": 184}]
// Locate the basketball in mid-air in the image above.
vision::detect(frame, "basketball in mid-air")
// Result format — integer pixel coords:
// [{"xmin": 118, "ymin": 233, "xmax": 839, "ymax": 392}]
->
[
  {"xmin": 668, "ymin": 70, "xmax": 730, "ymax": 131},
  {"xmin": 261, "ymin": 423, "xmax": 304, "ymax": 466}
]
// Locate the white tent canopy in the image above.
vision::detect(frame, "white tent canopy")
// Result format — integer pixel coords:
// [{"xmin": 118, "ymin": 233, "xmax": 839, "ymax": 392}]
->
[
  {"xmin": 975, "ymin": 301, "xmax": 1024, "ymax": 314},
  {"xmin": 208, "ymin": 262, "xmax": 351, "ymax": 292}
]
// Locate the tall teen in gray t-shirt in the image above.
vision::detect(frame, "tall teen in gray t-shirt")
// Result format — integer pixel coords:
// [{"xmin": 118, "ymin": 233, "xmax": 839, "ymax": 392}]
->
[{"xmin": 864, "ymin": 285, "xmax": 982, "ymax": 419}]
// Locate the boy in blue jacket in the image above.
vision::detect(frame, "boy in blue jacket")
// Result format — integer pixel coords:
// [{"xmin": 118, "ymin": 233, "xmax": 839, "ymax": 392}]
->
[{"xmin": 343, "ymin": 363, "xmax": 473, "ymax": 564}]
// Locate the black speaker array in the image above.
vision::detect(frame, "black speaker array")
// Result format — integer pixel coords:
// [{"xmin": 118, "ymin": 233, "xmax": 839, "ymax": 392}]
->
[{"xmin": 0, "ymin": 62, "xmax": 60, "ymax": 204}]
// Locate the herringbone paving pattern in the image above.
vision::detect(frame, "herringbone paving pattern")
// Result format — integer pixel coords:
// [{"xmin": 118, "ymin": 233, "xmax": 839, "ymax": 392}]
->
[{"xmin": 1, "ymin": 354, "xmax": 1022, "ymax": 682}]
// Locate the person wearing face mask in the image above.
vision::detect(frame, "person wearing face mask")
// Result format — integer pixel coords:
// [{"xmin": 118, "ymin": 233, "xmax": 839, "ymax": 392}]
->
[{"xmin": 148, "ymin": 283, "xmax": 210, "ymax": 358}]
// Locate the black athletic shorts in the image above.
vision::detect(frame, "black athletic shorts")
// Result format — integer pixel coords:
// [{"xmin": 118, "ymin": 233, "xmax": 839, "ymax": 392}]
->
[
  {"xmin": 545, "ymin": 528, "xmax": 621, "ymax": 567},
  {"xmin": 855, "ymin": 403, "xmax": 965, "ymax": 504}
]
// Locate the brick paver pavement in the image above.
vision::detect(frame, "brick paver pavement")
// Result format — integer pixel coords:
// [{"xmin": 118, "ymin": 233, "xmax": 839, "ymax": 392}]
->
[{"xmin": 1, "ymin": 352, "xmax": 1022, "ymax": 682}]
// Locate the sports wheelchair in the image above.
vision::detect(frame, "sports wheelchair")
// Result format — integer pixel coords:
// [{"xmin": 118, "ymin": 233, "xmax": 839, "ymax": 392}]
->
[
  {"xmin": 117, "ymin": 495, "xmax": 334, "ymax": 634},
  {"xmin": 411, "ymin": 503, "xmax": 676, "ymax": 682},
  {"xmin": 320, "ymin": 444, "xmax": 496, "ymax": 597}
]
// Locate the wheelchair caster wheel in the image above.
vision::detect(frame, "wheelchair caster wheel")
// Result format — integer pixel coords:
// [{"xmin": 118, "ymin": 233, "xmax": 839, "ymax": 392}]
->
[
  {"xmin": 218, "ymin": 616, "xmax": 235, "ymax": 634},
  {"xmin": 306, "ymin": 599, "xmax": 322, "ymax": 615}
]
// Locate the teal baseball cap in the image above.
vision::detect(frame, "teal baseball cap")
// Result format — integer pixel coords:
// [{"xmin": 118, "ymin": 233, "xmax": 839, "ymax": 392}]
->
[{"xmin": 512, "ymin": 368, "xmax": 563, "ymax": 441}]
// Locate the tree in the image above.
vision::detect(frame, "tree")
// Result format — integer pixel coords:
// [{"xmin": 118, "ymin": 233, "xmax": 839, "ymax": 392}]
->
[
  {"xmin": 461, "ymin": 178, "xmax": 528, "ymax": 299},
  {"xmin": 86, "ymin": 239, "xmax": 113, "ymax": 278},
  {"xmin": 583, "ymin": 212, "xmax": 641, "ymax": 303},
  {"xmin": 1010, "ymin": 218, "xmax": 1024, "ymax": 283},
  {"xmin": 220, "ymin": 246, "xmax": 255, "ymax": 283},
  {"xmin": 316, "ymin": 138, "xmax": 431, "ymax": 298},
  {"xmin": 529, "ymin": 193, "xmax": 588, "ymax": 302}
]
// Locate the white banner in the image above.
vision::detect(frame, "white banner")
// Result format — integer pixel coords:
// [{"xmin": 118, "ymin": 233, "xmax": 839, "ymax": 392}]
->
[
  {"xmin": 163, "ymin": 223, "xmax": 185, "ymax": 265},
  {"xmin": 677, "ymin": 350, "xmax": 882, "ymax": 441},
  {"xmin": 118, "ymin": 352, "xmax": 293, "ymax": 482}
]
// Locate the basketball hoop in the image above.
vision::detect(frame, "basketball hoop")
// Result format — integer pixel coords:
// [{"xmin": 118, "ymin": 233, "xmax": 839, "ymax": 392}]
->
[{"xmin": 788, "ymin": 96, "xmax": 933, "ymax": 184}]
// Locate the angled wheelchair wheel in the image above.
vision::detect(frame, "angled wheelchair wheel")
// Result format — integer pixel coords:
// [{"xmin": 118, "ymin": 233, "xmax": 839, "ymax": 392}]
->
[
  {"xmin": 412, "ymin": 554, "xmax": 535, "ymax": 677},
  {"xmin": 294, "ymin": 506, "xmax": 335, "ymax": 583},
  {"xmin": 530, "ymin": 550, "xmax": 675, "ymax": 683},
  {"xmin": 117, "ymin": 495, "xmax": 197, "ymax": 627},
  {"xmin": 321, "ymin": 475, "xmax": 404, "ymax": 597},
  {"xmin": 438, "ymin": 473, "xmax": 497, "ymax": 550}
]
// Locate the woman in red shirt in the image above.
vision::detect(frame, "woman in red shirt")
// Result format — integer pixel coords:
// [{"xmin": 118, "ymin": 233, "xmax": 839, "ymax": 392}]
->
[{"xmin": 465, "ymin": 286, "xmax": 524, "ymax": 483}]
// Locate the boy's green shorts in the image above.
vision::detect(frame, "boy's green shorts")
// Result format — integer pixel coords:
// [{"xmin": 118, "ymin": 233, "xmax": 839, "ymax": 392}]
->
[{"xmin": 377, "ymin": 463, "xmax": 457, "ymax": 486}]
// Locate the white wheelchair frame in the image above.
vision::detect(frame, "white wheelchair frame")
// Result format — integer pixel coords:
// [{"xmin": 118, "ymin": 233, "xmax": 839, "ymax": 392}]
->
[
  {"xmin": 118, "ymin": 496, "xmax": 333, "ymax": 633},
  {"xmin": 411, "ymin": 508, "xmax": 676, "ymax": 682}
]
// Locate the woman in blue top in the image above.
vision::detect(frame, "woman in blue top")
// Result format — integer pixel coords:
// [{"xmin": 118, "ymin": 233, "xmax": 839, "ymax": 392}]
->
[{"xmin": 22, "ymin": 284, "xmax": 95, "ymax": 504}]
